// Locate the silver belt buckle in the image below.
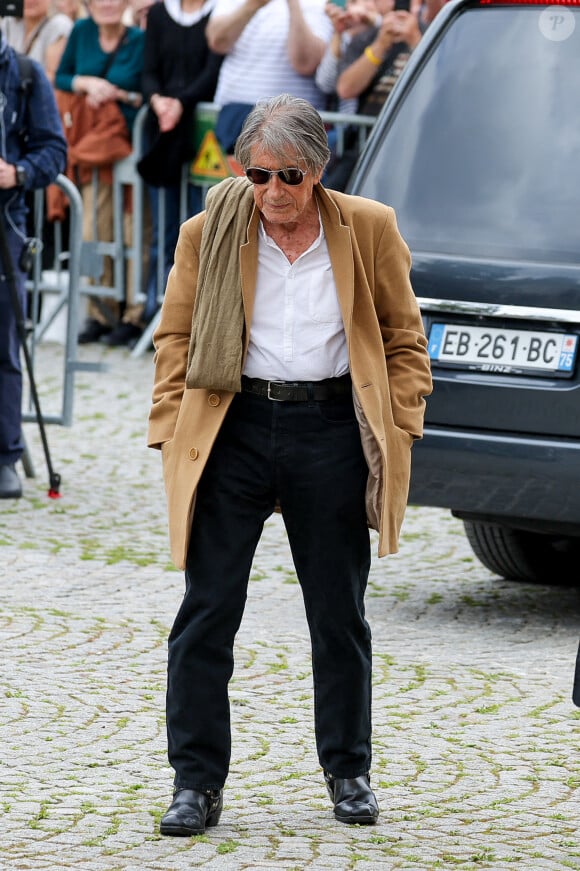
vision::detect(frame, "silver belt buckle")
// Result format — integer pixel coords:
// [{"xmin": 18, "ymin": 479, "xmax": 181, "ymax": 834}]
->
[{"xmin": 267, "ymin": 380, "xmax": 285, "ymax": 401}]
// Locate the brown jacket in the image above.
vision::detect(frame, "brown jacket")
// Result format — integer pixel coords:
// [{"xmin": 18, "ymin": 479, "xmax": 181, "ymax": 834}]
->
[
  {"xmin": 148, "ymin": 184, "xmax": 432, "ymax": 569},
  {"xmin": 47, "ymin": 91, "xmax": 132, "ymax": 221}
]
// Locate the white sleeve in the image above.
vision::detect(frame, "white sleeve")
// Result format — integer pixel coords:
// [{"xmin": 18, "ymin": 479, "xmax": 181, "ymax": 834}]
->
[{"xmin": 315, "ymin": 46, "xmax": 340, "ymax": 95}]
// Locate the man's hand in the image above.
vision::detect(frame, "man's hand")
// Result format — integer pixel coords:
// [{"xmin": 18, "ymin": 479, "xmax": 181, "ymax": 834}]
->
[
  {"xmin": 0, "ymin": 158, "xmax": 18, "ymax": 190},
  {"xmin": 324, "ymin": 2, "xmax": 352, "ymax": 33},
  {"xmin": 381, "ymin": 10, "xmax": 422, "ymax": 49},
  {"xmin": 342, "ymin": 0, "xmax": 381, "ymax": 28}
]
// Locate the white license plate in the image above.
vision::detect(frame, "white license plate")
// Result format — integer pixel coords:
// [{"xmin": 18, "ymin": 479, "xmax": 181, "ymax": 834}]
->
[{"xmin": 428, "ymin": 323, "xmax": 578, "ymax": 377}]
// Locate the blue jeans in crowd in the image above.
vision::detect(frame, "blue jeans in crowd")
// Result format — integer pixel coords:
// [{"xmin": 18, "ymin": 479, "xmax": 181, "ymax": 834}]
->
[{"xmin": 0, "ymin": 225, "xmax": 27, "ymax": 466}]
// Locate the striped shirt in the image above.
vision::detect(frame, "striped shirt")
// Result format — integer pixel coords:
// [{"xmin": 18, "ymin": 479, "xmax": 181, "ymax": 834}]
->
[{"xmin": 212, "ymin": 0, "xmax": 333, "ymax": 108}]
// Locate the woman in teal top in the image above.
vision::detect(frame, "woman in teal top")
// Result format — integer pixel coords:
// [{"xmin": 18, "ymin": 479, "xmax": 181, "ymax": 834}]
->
[
  {"xmin": 55, "ymin": 0, "xmax": 146, "ymax": 345},
  {"xmin": 55, "ymin": 1, "xmax": 144, "ymax": 135}
]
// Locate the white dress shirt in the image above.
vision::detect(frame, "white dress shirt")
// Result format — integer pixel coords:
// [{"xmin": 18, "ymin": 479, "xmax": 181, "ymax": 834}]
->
[{"xmin": 243, "ymin": 218, "xmax": 350, "ymax": 382}]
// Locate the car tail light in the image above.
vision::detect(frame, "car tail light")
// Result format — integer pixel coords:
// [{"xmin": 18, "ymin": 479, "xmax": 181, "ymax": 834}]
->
[{"xmin": 480, "ymin": 0, "xmax": 579, "ymax": 4}]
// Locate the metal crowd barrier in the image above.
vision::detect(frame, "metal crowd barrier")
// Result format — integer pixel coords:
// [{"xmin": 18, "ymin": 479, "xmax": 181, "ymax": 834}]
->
[
  {"xmin": 24, "ymin": 173, "xmax": 93, "ymax": 429},
  {"xmin": 20, "ymin": 173, "xmax": 90, "ymax": 478}
]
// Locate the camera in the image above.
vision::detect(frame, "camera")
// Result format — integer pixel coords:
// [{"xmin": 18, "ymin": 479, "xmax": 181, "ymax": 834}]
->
[{"xmin": 0, "ymin": 0, "xmax": 24, "ymax": 16}]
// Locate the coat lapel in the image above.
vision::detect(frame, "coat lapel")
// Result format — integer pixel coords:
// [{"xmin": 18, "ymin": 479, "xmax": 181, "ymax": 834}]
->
[{"xmin": 316, "ymin": 185, "xmax": 355, "ymax": 336}]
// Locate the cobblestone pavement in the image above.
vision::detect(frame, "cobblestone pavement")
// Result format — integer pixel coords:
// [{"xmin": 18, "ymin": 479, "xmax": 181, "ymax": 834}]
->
[{"xmin": 1, "ymin": 343, "xmax": 578, "ymax": 871}]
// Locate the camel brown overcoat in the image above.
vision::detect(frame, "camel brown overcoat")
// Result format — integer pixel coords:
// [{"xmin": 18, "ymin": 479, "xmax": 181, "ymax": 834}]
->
[{"xmin": 147, "ymin": 183, "xmax": 432, "ymax": 570}]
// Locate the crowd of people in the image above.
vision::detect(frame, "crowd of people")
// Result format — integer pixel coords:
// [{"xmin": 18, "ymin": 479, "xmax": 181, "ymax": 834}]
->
[{"xmin": 0, "ymin": 0, "xmax": 446, "ymax": 499}]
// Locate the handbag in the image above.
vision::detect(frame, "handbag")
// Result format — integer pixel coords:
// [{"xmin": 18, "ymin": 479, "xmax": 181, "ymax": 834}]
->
[
  {"xmin": 100, "ymin": 27, "xmax": 129, "ymax": 79},
  {"xmin": 46, "ymin": 90, "xmax": 132, "ymax": 221}
]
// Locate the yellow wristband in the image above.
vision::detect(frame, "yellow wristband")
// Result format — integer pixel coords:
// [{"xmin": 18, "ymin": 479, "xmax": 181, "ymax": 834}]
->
[{"xmin": 364, "ymin": 46, "xmax": 382, "ymax": 67}]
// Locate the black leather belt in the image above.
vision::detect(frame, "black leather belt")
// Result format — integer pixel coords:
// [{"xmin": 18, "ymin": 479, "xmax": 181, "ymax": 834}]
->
[{"xmin": 241, "ymin": 373, "xmax": 352, "ymax": 402}]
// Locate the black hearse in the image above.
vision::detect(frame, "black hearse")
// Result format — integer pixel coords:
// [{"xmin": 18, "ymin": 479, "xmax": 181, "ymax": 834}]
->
[{"xmin": 349, "ymin": 0, "xmax": 580, "ymax": 582}]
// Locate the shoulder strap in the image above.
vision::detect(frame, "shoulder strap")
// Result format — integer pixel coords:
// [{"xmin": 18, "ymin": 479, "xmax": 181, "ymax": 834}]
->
[
  {"xmin": 23, "ymin": 16, "xmax": 50, "ymax": 56},
  {"xmin": 16, "ymin": 52, "xmax": 35, "ymax": 98},
  {"xmin": 15, "ymin": 52, "xmax": 35, "ymax": 140},
  {"xmin": 101, "ymin": 28, "xmax": 128, "ymax": 79}
]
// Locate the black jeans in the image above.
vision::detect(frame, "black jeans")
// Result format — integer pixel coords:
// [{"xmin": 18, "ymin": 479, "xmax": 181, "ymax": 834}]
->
[{"xmin": 166, "ymin": 389, "xmax": 372, "ymax": 790}]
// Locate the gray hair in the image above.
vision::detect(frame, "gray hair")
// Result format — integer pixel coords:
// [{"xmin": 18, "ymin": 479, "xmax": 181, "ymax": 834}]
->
[{"xmin": 234, "ymin": 94, "xmax": 331, "ymax": 176}]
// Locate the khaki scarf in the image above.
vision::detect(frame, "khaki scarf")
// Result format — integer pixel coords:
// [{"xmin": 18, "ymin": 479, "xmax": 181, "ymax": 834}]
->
[{"xmin": 185, "ymin": 177, "xmax": 255, "ymax": 393}]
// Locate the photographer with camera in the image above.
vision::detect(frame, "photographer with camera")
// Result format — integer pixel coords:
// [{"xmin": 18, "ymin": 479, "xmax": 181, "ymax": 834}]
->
[{"xmin": 0, "ymin": 25, "xmax": 67, "ymax": 499}]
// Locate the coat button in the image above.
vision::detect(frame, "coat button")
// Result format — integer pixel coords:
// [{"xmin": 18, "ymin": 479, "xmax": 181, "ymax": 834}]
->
[
  {"xmin": 188, "ymin": 447, "xmax": 199, "ymax": 461},
  {"xmin": 208, "ymin": 393, "xmax": 221, "ymax": 407}
]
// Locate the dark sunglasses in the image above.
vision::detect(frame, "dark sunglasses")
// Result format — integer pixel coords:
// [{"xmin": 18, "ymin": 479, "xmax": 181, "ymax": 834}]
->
[{"xmin": 245, "ymin": 167, "xmax": 306, "ymax": 186}]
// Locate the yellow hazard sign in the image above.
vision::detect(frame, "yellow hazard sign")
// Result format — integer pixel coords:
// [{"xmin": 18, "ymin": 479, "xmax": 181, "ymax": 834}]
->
[{"xmin": 191, "ymin": 131, "xmax": 231, "ymax": 182}]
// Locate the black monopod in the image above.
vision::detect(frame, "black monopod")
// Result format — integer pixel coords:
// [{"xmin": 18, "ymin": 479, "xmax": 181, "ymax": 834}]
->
[{"xmin": 0, "ymin": 215, "xmax": 61, "ymax": 498}]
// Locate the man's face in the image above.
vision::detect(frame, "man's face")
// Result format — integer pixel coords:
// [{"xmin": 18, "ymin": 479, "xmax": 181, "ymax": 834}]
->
[{"xmin": 248, "ymin": 146, "xmax": 322, "ymax": 226}]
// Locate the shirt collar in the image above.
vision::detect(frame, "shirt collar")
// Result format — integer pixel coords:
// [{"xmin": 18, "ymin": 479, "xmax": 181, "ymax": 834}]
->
[{"xmin": 164, "ymin": 0, "xmax": 214, "ymax": 26}]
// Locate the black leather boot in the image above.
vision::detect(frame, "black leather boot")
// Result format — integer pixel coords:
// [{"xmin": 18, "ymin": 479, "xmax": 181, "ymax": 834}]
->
[
  {"xmin": 159, "ymin": 788, "xmax": 223, "ymax": 836},
  {"xmin": 324, "ymin": 772, "xmax": 379, "ymax": 825}
]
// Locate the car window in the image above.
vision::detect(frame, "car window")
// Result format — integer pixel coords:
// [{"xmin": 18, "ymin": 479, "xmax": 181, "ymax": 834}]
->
[{"xmin": 357, "ymin": 8, "xmax": 580, "ymax": 264}]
